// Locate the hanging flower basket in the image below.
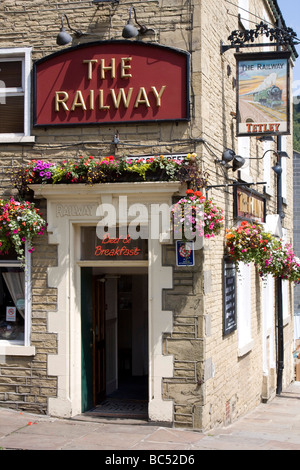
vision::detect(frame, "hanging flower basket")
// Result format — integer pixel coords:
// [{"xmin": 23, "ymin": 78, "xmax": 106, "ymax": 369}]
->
[
  {"xmin": 0, "ymin": 198, "xmax": 47, "ymax": 261},
  {"xmin": 225, "ymin": 221, "xmax": 300, "ymax": 283},
  {"xmin": 171, "ymin": 189, "xmax": 224, "ymax": 242}
]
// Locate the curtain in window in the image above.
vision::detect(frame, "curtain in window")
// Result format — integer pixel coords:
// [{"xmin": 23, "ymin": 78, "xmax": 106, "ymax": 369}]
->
[{"xmin": 2, "ymin": 271, "xmax": 25, "ymax": 318}]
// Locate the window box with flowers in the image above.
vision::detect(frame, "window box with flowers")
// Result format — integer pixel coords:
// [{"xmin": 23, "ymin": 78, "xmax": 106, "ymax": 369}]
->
[{"xmin": 9, "ymin": 153, "xmax": 209, "ymax": 196}]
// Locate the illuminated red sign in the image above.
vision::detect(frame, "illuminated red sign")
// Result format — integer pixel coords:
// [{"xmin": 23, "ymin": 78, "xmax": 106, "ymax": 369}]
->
[
  {"xmin": 34, "ymin": 41, "xmax": 190, "ymax": 127},
  {"xmin": 95, "ymin": 235, "xmax": 142, "ymax": 258}
]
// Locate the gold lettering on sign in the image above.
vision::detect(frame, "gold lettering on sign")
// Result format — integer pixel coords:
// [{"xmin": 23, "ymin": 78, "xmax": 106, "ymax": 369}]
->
[
  {"xmin": 120, "ymin": 57, "xmax": 132, "ymax": 78},
  {"xmin": 151, "ymin": 86, "xmax": 166, "ymax": 107},
  {"xmin": 100, "ymin": 58, "xmax": 116, "ymax": 80},
  {"xmin": 99, "ymin": 89, "xmax": 110, "ymax": 110},
  {"xmin": 55, "ymin": 91, "xmax": 69, "ymax": 111},
  {"xmin": 83, "ymin": 59, "xmax": 98, "ymax": 80},
  {"xmin": 111, "ymin": 88, "xmax": 134, "ymax": 109},
  {"xmin": 54, "ymin": 58, "xmax": 168, "ymax": 114},
  {"xmin": 71, "ymin": 90, "xmax": 87, "ymax": 111},
  {"xmin": 134, "ymin": 87, "xmax": 150, "ymax": 108}
]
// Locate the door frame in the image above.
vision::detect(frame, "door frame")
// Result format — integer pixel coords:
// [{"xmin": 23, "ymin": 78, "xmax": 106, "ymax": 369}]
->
[
  {"xmin": 81, "ymin": 264, "xmax": 150, "ymax": 412},
  {"xmin": 39, "ymin": 182, "xmax": 180, "ymax": 420}
]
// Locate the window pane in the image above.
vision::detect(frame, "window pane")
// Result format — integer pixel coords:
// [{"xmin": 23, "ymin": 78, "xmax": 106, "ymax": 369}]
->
[
  {"xmin": 0, "ymin": 267, "xmax": 25, "ymax": 342},
  {"xmin": 0, "ymin": 61, "xmax": 22, "ymax": 88},
  {"xmin": 0, "ymin": 95, "xmax": 24, "ymax": 133}
]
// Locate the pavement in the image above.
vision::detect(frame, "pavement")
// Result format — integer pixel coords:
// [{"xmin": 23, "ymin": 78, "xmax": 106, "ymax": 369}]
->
[{"xmin": 0, "ymin": 382, "xmax": 300, "ymax": 452}]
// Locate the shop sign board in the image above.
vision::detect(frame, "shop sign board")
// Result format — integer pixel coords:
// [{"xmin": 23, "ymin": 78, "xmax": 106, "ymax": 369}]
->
[
  {"xmin": 234, "ymin": 186, "xmax": 266, "ymax": 223},
  {"xmin": 223, "ymin": 257, "xmax": 237, "ymax": 336},
  {"xmin": 236, "ymin": 51, "xmax": 291, "ymax": 137},
  {"xmin": 34, "ymin": 40, "xmax": 190, "ymax": 127},
  {"xmin": 176, "ymin": 241, "xmax": 194, "ymax": 266}
]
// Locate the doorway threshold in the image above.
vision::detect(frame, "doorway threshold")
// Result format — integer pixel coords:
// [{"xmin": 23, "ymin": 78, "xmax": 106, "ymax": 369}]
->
[{"xmin": 85, "ymin": 398, "xmax": 148, "ymax": 420}]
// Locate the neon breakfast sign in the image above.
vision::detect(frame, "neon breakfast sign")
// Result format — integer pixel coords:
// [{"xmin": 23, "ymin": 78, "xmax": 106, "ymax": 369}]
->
[
  {"xmin": 95, "ymin": 235, "xmax": 142, "ymax": 258},
  {"xmin": 34, "ymin": 41, "xmax": 190, "ymax": 126}
]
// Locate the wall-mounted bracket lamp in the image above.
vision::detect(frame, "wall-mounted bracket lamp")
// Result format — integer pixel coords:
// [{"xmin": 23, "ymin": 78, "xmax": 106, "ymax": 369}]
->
[
  {"xmin": 246, "ymin": 149, "xmax": 289, "ymax": 160},
  {"xmin": 122, "ymin": 6, "xmax": 156, "ymax": 39},
  {"xmin": 215, "ymin": 149, "xmax": 245, "ymax": 172},
  {"xmin": 56, "ymin": 14, "xmax": 84, "ymax": 45},
  {"xmin": 272, "ymin": 164, "xmax": 283, "ymax": 175}
]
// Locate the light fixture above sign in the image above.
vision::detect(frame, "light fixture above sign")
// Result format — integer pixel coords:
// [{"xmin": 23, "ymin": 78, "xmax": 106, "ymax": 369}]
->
[
  {"xmin": 122, "ymin": 6, "xmax": 156, "ymax": 39},
  {"xmin": 56, "ymin": 14, "xmax": 83, "ymax": 46}
]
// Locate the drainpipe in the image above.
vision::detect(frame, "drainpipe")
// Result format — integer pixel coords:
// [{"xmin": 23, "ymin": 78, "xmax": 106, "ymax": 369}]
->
[
  {"xmin": 275, "ymin": 13, "xmax": 284, "ymax": 396},
  {"xmin": 276, "ymin": 137, "xmax": 284, "ymax": 395}
]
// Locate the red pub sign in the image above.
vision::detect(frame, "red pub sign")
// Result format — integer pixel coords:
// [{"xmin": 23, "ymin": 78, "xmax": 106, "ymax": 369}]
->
[{"xmin": 33, "ymin": 41, "xmax": 190, "ymax": 126}]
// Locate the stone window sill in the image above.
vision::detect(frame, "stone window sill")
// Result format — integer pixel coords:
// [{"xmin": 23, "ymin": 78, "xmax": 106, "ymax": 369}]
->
[
  {"xmin": 0, "ymin": 344, "xmax": 36, "ymax": 356},
  {"xmin": 238, "ymin": 339, "xmax": 254, "ymax": 358}
]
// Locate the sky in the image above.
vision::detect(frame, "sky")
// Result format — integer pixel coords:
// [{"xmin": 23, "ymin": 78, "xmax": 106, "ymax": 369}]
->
[{"xmin": 277, "ymin": 0, "xmax": 300, "ymax": 97}]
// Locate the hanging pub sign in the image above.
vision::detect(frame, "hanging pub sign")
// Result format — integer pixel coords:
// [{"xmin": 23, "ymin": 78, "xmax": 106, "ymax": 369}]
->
[
  {"xmin": 33, "ymin": 40, "xmax": 190, "ymax": 127},
  {"xmin": 223, "ymin": 257, "xmax": 237, "ymax": 336},
  {"xmin": 233, "ymin": 185, "xmax": 266, "ymax": 223},
  {"xmin": 236, "ymin": 51, "xmax": 291, "ymax": 137}
]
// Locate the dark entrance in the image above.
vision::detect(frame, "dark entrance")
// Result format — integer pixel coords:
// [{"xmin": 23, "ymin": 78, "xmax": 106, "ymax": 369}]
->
[{"xmin": 81, "ymin": 268, "xmax": 148, "ymax": 418}]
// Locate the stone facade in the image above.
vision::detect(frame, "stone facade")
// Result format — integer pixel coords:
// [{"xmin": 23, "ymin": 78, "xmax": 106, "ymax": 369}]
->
[{"xmin": 0, "ymin": 0, "xmax": 296, "ymax": 429}]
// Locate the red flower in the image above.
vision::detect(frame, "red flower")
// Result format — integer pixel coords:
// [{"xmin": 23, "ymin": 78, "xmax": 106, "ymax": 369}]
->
[
  {"xmin": 241, "ymin": 221, "xmax": 249, "ymax": 228},
  {"xmin": 194, "ymin": 191, "xmax": 203, "ymax": 198},
  {"xmin": 186, "ymin": 189, "xmax": 194, "ymax": 195}
]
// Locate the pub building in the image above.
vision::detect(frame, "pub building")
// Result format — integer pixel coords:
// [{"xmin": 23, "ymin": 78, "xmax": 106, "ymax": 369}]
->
[{"xmin": 0, "ymin": 0, "xmax": 297, "ymax": 430}]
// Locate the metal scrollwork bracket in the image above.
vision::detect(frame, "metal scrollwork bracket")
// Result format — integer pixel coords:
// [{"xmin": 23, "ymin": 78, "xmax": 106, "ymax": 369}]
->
[{"xmin": 220, "ymin": 21, "xmax": 299, "ymax": 54}]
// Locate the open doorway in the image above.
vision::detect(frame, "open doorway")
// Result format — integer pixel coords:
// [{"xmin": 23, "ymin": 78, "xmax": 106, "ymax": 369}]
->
[{"xmin": 81, "ymin": 267, "xmax": 148, "ymax": 418}]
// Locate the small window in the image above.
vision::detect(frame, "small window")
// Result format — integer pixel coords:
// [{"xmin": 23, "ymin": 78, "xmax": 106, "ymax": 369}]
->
[
  {"xmin": 0, "ymin": 48, "xmax": 34, "ymax": 143},
  {"xmin": 0, "ymin": 250, "xmax": 31, "ymax": 346}
]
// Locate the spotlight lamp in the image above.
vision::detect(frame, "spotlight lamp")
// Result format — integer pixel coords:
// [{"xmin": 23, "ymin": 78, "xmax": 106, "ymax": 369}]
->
[
  {"xmin": 232, "ymin": 155, "xmax": 246, "ymax": 171},
  {"xmin": 122, "ymin": 6, "xmax": 155, "ymax": 39},
  {"xmin": 222, "ymin": 149, "xmax": 235, "ymax": 164},
  {"xmin": 218, "ymin": 149, "xmax": 245, "ymax": 171},
  {"xmin": 272, "ymin": 163, "xmax": 283, "ymax": 175},
  {"xmin": 56, "ymin": 14, "xmax": 83, "ymax": 46}
]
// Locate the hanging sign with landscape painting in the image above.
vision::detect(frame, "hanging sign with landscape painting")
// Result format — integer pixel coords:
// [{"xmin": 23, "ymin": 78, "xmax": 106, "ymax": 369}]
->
[{"xmin": 236, "ymin": 51, "xmax": 291, "ymax": 137}]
